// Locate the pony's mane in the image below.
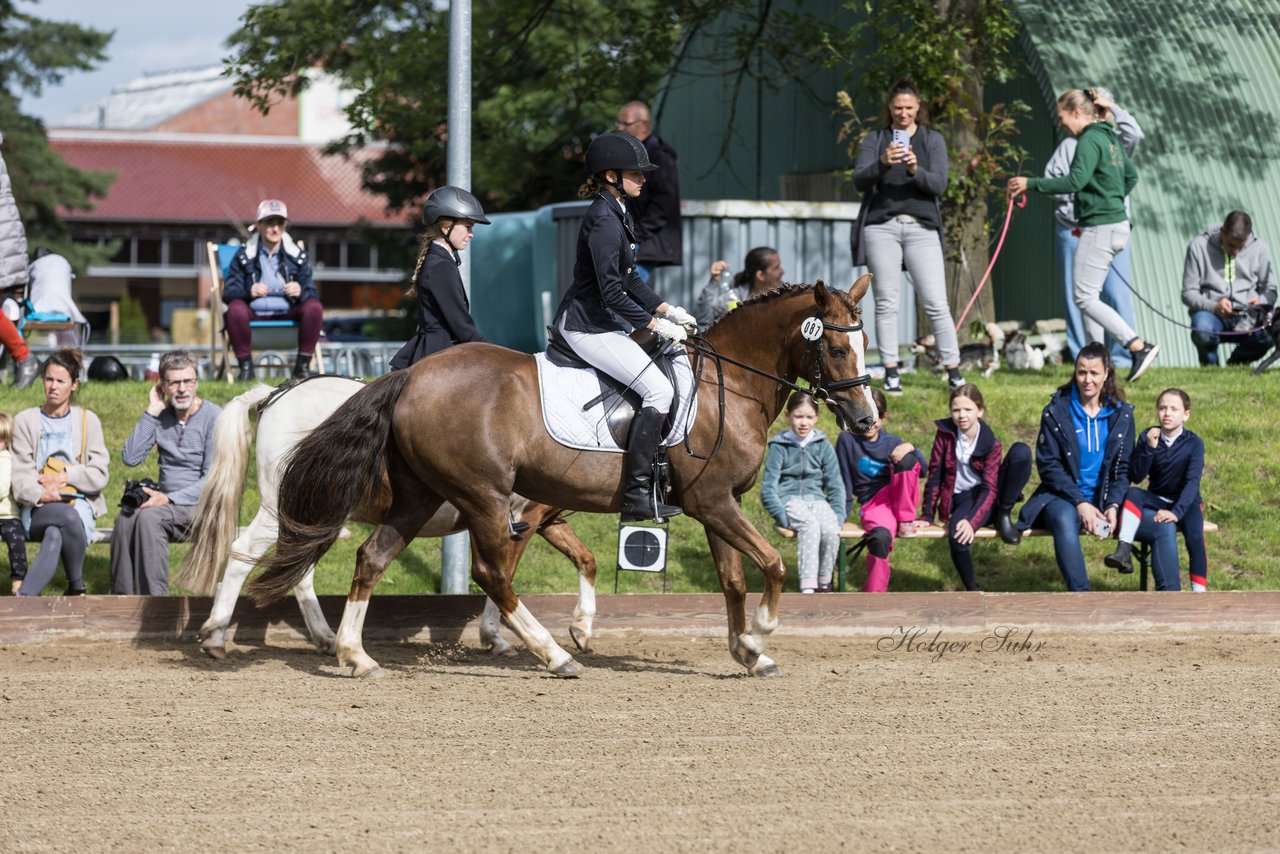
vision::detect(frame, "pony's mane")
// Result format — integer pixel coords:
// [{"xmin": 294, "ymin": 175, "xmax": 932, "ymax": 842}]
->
[{"xmin": 705, "ymin": 281, "xmax": 859, "ymax": 331}]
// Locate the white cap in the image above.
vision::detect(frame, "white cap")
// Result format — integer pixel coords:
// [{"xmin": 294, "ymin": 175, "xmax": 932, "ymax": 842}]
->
[{"xmin": 255, "ymin": 199, "xmax": 288, "ymax": 221}]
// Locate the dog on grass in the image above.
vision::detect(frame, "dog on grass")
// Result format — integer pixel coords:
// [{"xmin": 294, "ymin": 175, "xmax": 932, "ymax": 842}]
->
[{"xmin": 911, "ymin": 321, "xmax": 1004, "ymax": 378}]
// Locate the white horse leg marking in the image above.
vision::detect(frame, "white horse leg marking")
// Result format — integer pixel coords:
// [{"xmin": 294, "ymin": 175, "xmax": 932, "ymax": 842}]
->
[
  {"xmin": 504, "ymin": 601, "xmax": 580, "ymax": 676},
  {"xmin": 200, "ymin": 516, "xmax": 281, "ymax": 658},
  {"xmin": 478, "ymin": 597, "xmax": 515, "ymax": 656},
  {"xmin": 569, "ymin": 573, "xmax": 597, "ymax": 652},
  {"xmin": 291, "ymin": 567, "xmax": 335, "ymax": 653},
  {"xmin": 335, "ymin": 599, "xmax": 382, "ymax": 678}
]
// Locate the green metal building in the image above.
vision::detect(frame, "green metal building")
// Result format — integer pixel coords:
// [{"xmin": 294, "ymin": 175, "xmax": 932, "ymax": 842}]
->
[{"xmin": 657, "ymin": 1, "xmax": 1280, "ymax": 366}]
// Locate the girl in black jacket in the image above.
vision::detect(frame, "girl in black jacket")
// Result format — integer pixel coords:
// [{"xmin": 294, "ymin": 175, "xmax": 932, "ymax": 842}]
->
[{"xmin": 390, "ymin": 186, "xmax": 491, "ymax": 370}]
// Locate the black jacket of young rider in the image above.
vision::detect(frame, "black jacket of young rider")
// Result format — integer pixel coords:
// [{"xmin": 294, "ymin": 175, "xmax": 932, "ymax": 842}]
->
[{"xmin": 555, "ymin": 192, "xmax": 664, "ymax": 333}]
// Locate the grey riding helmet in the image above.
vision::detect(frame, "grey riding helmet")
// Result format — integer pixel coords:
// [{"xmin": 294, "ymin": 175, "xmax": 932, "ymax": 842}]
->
[
  {"xmin": 584, "ymin": 131, "xmax": 659, "ymax": 176},
  {"xmin": 421, "ymin": 186, "xmax": 491, "ymax": 227}
]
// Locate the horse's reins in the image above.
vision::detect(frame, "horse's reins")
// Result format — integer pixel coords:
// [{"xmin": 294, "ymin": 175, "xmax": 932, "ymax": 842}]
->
[{"xmin": 682, "ymin": 312, "xmax": 874, "ymax": 461}]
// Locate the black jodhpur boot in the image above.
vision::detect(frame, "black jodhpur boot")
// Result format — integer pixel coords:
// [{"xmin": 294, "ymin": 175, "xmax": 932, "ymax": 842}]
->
[
  {"xmin": 1104, "ymin": 541, "xmax": 1134, "ymax": 574},
  {"xmin": 620, "ymin": 406, "xmax": 682, "ymax": 523},
  {"xmin": 994, "ymin": 505, "xmax": 1021, "ymax": 545},
  {"xmin": 292, "ymin": 352, "xmax": 315, "ymax": 379},
  {"xmin": 236, "ymin": 357, "xmax": 256, "ymax": 382}
]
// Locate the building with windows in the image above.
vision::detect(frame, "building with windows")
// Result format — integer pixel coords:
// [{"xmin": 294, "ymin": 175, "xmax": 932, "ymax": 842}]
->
[{"xmin": 48, "ymin": 65, "xmax": 411, "ymax": 337}]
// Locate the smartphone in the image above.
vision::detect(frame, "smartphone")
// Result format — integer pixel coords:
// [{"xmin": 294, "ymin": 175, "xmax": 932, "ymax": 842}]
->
[
  {"xmin": 891, "ymin": 128, "xmax": 911, "ymax": 161},
  {"xmin": 1094, "ymin": 518, "xmax": 1112, "ymax": 539}
]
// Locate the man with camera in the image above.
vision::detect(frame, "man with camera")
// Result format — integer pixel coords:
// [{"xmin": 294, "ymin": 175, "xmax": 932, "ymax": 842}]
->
[{"xmin": 109, "ymin": 350, "xmax": 221, "ymax": 595}]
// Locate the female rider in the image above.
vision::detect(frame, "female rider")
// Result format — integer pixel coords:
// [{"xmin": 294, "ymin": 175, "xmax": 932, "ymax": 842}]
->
[
  {"xmin": 390, "ymin": 186, "xmax": 491, "ymax": 370},
  {"xmin": 553, "ymin": 131, "xmax": 696, "ymax": 522}
]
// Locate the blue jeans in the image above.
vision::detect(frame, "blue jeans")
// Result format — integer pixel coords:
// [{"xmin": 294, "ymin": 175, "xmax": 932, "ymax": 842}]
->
[
  {"xmin": 1033, "ymin": 496, "xmax": 1179, "ymax": 591},
  {"xmin": 1189, "ymin": 310, "xmax": 1271, "ymax": 366},
  {"xmin": 1055, "ymin": 223, "xmax": 1135, "ymax": 368}
]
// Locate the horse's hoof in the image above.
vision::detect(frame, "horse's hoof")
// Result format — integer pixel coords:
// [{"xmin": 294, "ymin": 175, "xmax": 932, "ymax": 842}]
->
[
  {"xmin": 202, "ymin": 644, "xmax": 226, "ymax": 660},
  {"xmin": 490, "ymin": 644, "xmax": 518, "ymax": 658},
  {"xmin": 569, "ymin": 625, "xmax": 593, "ymax": 654},
  {"xmin": 550, "ymin": 658, "xmax": 582, "ymax": 678},
  {"xmin": 353, "ymin": 665, "xmax": 385, "ymax": 680},
  {"xmin": 751, "ymin": 663, "xmax": 782, "ymax": 678}
]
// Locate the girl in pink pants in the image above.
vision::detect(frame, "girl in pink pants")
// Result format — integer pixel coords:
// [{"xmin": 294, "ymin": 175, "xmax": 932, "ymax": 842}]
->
[{"xmin": 835, "ymin": 387, "xmax": 924, "ymax": 591}]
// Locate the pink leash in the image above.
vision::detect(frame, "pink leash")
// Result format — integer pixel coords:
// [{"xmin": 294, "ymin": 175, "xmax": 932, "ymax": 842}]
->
[{"xmin": 955, "ymin": 194, "xmax": 1024, "ymax": 328}]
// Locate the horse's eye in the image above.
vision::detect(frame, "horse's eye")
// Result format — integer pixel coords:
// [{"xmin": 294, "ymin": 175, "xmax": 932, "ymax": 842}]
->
[{"xmin": 830, "ymin": 347, "xmax": 848, "ymax": 359}]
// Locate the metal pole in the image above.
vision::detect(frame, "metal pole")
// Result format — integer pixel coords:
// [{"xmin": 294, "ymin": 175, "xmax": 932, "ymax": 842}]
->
[{"xmin": 440, "ymin": 0, "xmax": 472, "ymax": 594}]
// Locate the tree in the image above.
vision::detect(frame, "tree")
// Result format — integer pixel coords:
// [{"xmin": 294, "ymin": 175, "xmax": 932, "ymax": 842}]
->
[
  {"xmin": 0, "ymin": 2, "xmax": 116, "ymax": 272},
  {"xmin": 826, "ymin": 0, "xmax": 1027, "ymax": 341},
  {"xmin": 226, "ymin": 0, "xmax": 732, "ymax": 215}
]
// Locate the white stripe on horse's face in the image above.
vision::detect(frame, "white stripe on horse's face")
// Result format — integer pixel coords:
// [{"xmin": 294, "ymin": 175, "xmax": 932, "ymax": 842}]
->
[{"xmin": 848, "ymin": 323, "xmax": 876, "ymax": 414}]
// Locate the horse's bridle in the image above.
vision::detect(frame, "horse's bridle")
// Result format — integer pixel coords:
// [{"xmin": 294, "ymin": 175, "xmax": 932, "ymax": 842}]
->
[{"xmin": 681, "ymin": 311, "xmax": 873, "ymax": 460}]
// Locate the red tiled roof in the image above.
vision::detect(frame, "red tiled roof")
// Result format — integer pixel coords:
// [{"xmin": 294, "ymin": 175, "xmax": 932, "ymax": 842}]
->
[{"xmin": 50, "ymin": 133, "xmax": 409, "ymax": 228}]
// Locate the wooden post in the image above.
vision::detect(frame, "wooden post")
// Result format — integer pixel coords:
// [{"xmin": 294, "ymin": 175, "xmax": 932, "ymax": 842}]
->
[{"xmin": 109, "ymin": 300, "xmax": 120, "ymax": 346}]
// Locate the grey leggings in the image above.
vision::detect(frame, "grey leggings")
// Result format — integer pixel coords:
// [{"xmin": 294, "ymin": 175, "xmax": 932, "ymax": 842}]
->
[
  {"xmin": 1074, "ymin": 221, "xmax": 1139, "ymax": 347},
  {"xmin": 21, "ymin": 502, "xmax": 87, "ymax": 596},
  {"xmin": 863, "ymin": 218, "xmax": 960, "ymax": 367}
]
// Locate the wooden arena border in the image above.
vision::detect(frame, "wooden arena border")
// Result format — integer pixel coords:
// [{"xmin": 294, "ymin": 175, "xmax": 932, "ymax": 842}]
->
[{"xmin": 1, "ymin": 591, "xmax": 1278, "ymax": 645}]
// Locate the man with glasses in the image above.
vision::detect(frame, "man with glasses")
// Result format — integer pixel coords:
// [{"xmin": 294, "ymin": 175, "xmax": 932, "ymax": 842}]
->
[
  {"xmin": 615, "ymin": 101, "xmax": 683, "ymax": 282},
  {"xmin": 109, "ymin": 350, "xmax": 222, "ymax": 595},
  {"xmin": 223, "ymin": 198, "xmax": 324, "ymax": 380}
]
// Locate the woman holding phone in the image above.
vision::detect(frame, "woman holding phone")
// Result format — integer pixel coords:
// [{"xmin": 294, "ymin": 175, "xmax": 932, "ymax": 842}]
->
[{"xmin": 851, "ymin": 76, "xmax": 962, "ymax": 395}]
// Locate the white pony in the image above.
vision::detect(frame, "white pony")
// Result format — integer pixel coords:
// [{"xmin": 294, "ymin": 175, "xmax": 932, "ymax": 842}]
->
[{"xmin": 177, "ymin": 376, "xmax": 600, "ymax": 661}]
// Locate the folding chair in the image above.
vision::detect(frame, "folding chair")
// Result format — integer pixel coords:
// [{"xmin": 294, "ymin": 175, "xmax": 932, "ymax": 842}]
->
[{"xmin": 206, "ymin": 241, "xmax": 324, "ymax": 383}]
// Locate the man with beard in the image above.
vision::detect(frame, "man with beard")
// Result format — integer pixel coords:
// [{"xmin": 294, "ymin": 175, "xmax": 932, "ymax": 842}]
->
[{"xmin": 109, "ymin": 350, "xmax": 222, "ymax": 595}]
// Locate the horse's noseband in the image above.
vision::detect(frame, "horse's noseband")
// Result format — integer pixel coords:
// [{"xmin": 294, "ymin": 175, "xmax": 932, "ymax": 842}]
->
[{"xmin": 806, "ymin": 314, "xmax": 873, "ymax": 400}]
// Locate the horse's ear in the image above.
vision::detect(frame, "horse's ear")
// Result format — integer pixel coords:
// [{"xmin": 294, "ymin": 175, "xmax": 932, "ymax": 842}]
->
[
  {"xmin": 849, "ymin": 272, "xmax": 872, "ymax": 303},
  {"xmin": 814, "ymin": 279, "xmax": 830, "ymax": 307}
]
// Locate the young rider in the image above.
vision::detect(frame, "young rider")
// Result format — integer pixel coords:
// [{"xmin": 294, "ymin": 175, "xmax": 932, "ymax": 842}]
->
[{"xmin": 553, "ymin": 131, "xmax": 697, "ymax": 522}]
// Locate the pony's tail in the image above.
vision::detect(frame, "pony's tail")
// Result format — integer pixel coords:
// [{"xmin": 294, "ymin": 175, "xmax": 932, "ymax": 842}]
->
[
  {"xmin": 175, "ymin": 384, "xmax": 276, "ymax": 595},
  {"xmin": 246, "ymin": 370, "xmax": 411, "ymax": 605}
]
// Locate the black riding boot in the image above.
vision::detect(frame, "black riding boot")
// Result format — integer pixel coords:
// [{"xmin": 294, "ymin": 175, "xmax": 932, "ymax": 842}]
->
[
  {"xmin": 236, "ymin": 357, "xmax": 256, "ymax": 382},
  {"xmin": 292, "ymin": 353, "xmax": 315, "ymax": 379},
  {"xmin": 1104, "ymin": 541, "xmax": 1134, "ymax": 574},
  {"xmin": 994, "ymin": 505, "xmax": 1021, "ymax": 545},
  {"xmin": 620, "ymin": 407, "xmax": 682, "ymax": 523}
]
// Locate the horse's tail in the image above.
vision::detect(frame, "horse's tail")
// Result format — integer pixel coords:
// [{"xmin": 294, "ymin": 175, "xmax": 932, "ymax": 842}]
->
[
  {"xmin": 246, "ymin": 370, "xmax": 411, "ymax": 605},
  {"xmin": 176, "ymin": 383, "xmax": 276, "ymax": 595}
]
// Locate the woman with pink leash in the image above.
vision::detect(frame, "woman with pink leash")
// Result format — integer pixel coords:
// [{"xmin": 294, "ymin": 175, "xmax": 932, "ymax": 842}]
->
[{"xmin": 1007, "ymin": 88, "xmax": 1160, "ymax": 383}]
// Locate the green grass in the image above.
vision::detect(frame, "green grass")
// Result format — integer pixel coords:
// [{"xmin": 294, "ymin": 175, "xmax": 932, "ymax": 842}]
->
[{"xmin": 3, "ymin": 363, "xmax": 1277, "ymax": 595}]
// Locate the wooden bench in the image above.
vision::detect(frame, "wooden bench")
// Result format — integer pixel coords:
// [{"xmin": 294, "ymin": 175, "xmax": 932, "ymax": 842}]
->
[{"xmin": 775, "ymin": 520, "xmax": 1219, "ymax": 592}]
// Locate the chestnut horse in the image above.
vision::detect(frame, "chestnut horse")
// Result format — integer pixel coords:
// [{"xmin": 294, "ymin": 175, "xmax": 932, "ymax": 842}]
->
[
  {"xmin": 248, "ymin": 277, "xmax": 876, "ymax": 678},
  {"xmin": 177, "ymin": 376, "xmax": 600, "ymax": 659}
]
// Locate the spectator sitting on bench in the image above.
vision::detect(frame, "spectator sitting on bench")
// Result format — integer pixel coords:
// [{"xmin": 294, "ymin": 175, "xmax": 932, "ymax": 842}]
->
[
  {"xmin": 1105, "ymin": 388, "xmax": 1206, "ymax": 591},
  {"xmin": 1017, "ymin": 342, "xmax": 1178, "ymax": 591},
  {"xmin": 761, "ymin": 391, "xmax": 844, "ymax": 594},
  {"xmin": 109, "ymin": 350, "xmax": 222, "ymax": 596},
  {"xmin": 835, "ymin": 387, "xmax": 925, "ymax": 593},
  {"xmin": 223, "ymin": 199, "xmax": 324, "ymax": 381},
  {"xmin": 921, "ymin": 382, "xmax": 1032, "ymax": 591}
]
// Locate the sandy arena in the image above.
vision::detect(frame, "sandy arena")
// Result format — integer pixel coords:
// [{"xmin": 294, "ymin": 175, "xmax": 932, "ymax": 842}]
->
[{"xmin": 3, "ymin": 618, "xmax": 1278, "ymax": 852}]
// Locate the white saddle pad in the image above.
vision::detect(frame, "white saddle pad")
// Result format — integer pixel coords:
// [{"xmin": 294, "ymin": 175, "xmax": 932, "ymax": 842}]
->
[{"xmin": 534, "ymin": 351, "xmax": 697, "ymax": 453}]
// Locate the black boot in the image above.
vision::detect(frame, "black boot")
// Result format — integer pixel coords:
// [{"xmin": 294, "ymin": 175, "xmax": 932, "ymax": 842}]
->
[
  {"xmin": 236, "ymin": 357, "xmax": 256, "ymax": 382},
  {"xmin": 292, "ymin": 353, "xmax": 315, "ymax": 379},
  {"xmin": 1104, "ymin": 541, "xmax": 1134, "ymax": 574},
  {"xmin": 994, "ymin": 506, "xmax": 1021, "ymax": 545},
  {"xmin": 620, "ymin": 407, "xmax": 682, "ymax": 523}
]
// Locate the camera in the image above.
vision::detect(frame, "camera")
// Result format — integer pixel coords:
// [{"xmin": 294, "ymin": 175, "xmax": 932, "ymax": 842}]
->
[{"xmin": 119, "ymin": 478, "xmax": 160, "ymax": 517}]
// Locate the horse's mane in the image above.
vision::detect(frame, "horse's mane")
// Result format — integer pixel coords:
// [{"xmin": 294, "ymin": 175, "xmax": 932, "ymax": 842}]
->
[{"xmin": 705, "ymin": 281, "xmax": 859, "ymax": 332}]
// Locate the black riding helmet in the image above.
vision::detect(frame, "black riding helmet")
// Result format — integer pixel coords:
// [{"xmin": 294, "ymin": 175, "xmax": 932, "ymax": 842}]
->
[
  {"xmin": 584, "ymin": 131, "xmax": 658, "ymax": 194},
  {"xmin": 421, "ymin": 186, "xmax": 491, "ymax": 227},
  {"xmin": 87, "ymin": 355, "xmax": 130, "ymax": 382}
]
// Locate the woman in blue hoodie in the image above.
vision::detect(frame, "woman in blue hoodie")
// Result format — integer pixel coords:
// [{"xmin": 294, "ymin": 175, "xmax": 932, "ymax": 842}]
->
[
  {"xmin": 761, "ymin": 392, "xmax": 845, "ymax": 593},
  {"xmin": 1018, "ymin": 342, "xmax": 1171, "ymax": 591}
]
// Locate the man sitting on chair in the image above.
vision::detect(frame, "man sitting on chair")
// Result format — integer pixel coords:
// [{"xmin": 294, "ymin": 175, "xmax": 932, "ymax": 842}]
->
[
  {"xmin": 223, "ymin": 199, "xmax": 324, "ymax": 380},
  {"xmin": 109, "ymin": 350, "xmax": 221, "ymax": 595}
]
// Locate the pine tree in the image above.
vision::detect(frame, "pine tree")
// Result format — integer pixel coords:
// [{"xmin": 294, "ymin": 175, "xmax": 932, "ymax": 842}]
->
[{"xmin": 0, "ymin": 2, "xmax": 115, "ymax": 272}]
